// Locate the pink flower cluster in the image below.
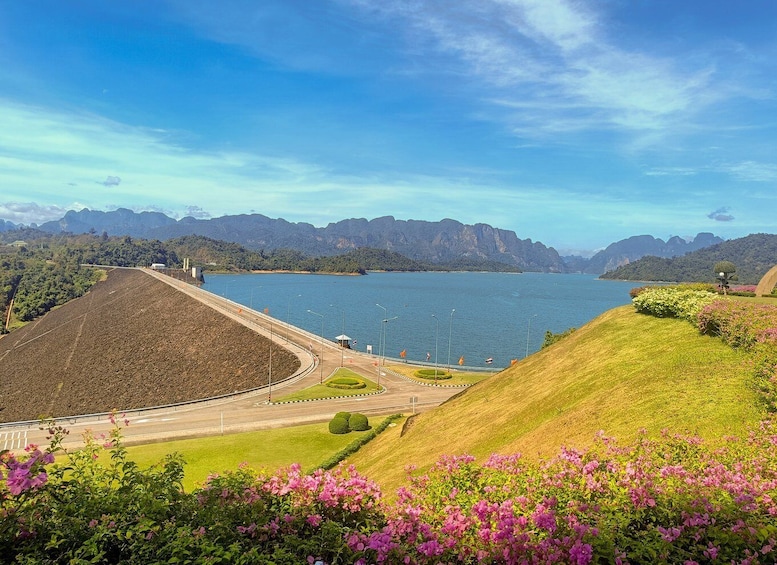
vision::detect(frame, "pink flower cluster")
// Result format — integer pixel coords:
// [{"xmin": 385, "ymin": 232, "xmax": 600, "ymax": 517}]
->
[
  {"xmin": 731, "ymin": 285, "xmax": 758, "ymax": 294},
  {"xmin": 342, "ymin": 427, "xmax": 777, "ymax": 563},
  {"xmin": 6, "ymin": 416, "xmax": 777, "ymax": 562},
  {"xmin": 698, "ymin": 299, "xmax": 777, "ymax": 348},
  {"xmin": 1, "ymin": 444, "xmax": 54, "ymax": 497}
]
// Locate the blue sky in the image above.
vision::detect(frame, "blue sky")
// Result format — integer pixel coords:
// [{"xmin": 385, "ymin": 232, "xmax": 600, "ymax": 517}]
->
[{"xmin": 1, "ymin": 1, "xmax": 776, "ymax": 255}]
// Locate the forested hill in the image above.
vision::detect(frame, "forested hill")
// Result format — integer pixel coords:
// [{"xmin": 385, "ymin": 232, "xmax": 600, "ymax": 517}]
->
[
  {"xmin": 600, "ymin": 233, "xmax": 777, "ymax": 284},
  {"xmin": 29, "ymin": 209, "xmax": 564, "ymax": 272},
  {"xmin": 0, "ymin": 231, "xmax": 519, "ymax": 332}
]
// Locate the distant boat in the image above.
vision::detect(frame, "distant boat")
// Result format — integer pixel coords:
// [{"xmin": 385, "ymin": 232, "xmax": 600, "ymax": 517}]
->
[{"xmin": 485, "ymin": 357, "xmax": 493, "ymax": 364}]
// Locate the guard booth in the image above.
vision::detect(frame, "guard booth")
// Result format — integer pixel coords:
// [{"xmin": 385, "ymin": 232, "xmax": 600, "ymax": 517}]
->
[{"xmin": 335, "ymin": 334, "xmax": 352, "ymax": 349}]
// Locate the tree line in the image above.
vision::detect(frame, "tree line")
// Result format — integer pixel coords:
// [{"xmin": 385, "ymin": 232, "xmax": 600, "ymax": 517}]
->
[{"xmin": 0, "ymin": 229, "xmax": 519, "ymax": 331}]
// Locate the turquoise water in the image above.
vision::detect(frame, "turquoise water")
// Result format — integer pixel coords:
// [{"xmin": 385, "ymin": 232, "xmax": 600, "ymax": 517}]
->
[{"xmin": 203, "ymin": 272, "xmax": 637, "ymax": 369}]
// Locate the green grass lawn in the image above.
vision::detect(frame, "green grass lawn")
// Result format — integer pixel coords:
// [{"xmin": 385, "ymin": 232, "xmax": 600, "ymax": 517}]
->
[
  {"xmin": 350, "ymin": 305, "xmax": 765, "ymax": 495},
  {"xmin": 272, "ymin": 368, "xmax": 381, "ymax": 402},
  {"xmin": 125, "ymin": 418, "xmax": 389, "ymax": 492},
  {"xmin": 385, "ymin": 364, "xmax": 495, "ymax": 386}
]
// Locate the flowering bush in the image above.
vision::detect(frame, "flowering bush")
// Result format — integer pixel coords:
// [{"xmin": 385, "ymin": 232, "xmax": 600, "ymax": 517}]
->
[
  {"xmin": 632, "ymin": 287, "xmax": 717, "ymax": 321},
  {"xmin": 697, "ymin": 300, "xmax": 777, "ymax": 349},
  {"xmin": 348, "ymin": 427, "xmax": 777, "ymax": 564},
  {"xmin": 695, "ymin": 300, "xmax": 777, "ymax": 413},
  {"xmin": 730, "ymin": 285, "xmax": 758, "ymax": 297},
  {"xmin": 5, "ymin": 417, "xmax": 777, "ymax": 563}
]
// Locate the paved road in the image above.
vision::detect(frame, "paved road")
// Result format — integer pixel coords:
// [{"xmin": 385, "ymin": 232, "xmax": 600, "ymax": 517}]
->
[{"xmin": 6, "ymin": 268, "xmax": 469, "ymax": 449}]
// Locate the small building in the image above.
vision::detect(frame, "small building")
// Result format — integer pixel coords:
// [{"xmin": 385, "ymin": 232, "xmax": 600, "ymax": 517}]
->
[{"xmin": 335, "ymin": 334, "xmax": 352, "ymax": 349}]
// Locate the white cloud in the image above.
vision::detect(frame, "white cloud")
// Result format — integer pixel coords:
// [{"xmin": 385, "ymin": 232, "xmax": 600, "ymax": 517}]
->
[
  {"xmin": 341, "ymin": 0, "xmax": 725, "ymax": 139},
  {"xmin": 0, "ymin": 202, "xmax": 76, "ymax": 224},
  {"xmin": 643, "ymin": 167, "xmax": 698, "ymax": 177},
  {"xmin": 724, "ymin": 160, "xmax": 777, "ymax": 182},
  {"xmin": 100, "ymin": 175, "xmax": 121, "ymax": 187},
  {"xmin": 0, "ymin": 99, "xmax": 335, "ymax": 219}
]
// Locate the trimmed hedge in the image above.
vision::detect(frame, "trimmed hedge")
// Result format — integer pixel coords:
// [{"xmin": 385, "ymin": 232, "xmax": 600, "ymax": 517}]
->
[
  {"xmin": 328, "ymin": 412, "xmax": 370, "ymax": 434},
  {"xmin": 632, "ymin": 286, "xmax": 717, "ymax": 321},
  {"xmin": 328, "ymin": 417, "xmax": 350, "ymax": 435},
  {"xmin": 414, "ymin": 368, "xmax": 452, "ymax": 380},
  {"xmin": 349, "ymin": 413, "xmax": 369, "ymax": 432},
  {"xmin": 326, "ymin": 377, "xmax": 367, "ymax": 390},
  {"xmin": 315, "ymin": 414, "xmax": 404, "ymax": 471}
]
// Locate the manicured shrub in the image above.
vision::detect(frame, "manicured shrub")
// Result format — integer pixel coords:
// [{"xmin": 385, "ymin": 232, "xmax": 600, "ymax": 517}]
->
[
  {"xmin": 326, "ymin": 378, "xmax": 366, "ymax": 390},
  {"xmin": 629, "ymin": 285, "xmax": 649, "ymax": 298},
  {"xmin": 334, "ymin": 411, "xmax": 351, "ymax": 420},
  {"xmin": 413, "ymin": 368, "xmax": 452, "ymax": 380},
  {"xmin": 328, "ymin": 416, "xmax": 350, "ymax": 434},
  {"xmin": 630, "ymin": 283, "xmax": 715, "ymax": 299},
  {"xmin": 315, "ymin": 414, "xmax": 402, "ymax": 471},
  {"xmin": 348, "ymin": 413, "xmax": 369, "ymax": 431},
  {"xmin": 632, "ymin": 286, "xmax": 717, "ymax": 321}
]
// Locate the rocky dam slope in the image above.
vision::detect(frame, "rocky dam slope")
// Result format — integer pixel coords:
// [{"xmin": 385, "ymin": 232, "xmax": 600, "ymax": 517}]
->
[{"xmin": 0, "ymin": 268, "xmax": 299, "ymax": 423}]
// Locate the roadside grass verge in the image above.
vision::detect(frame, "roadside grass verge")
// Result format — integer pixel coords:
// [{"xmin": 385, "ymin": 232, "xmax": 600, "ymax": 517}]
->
[
  {"xmin": 272, "ymin": 368, "xmax": 381, "ymax": 403},
  {"xmin": 385, "ymin": 364, "xmax": 495, "ymax": 386},
  {"xmin": 124, "ymin": 417, "xmax": 397, "ymax": 492}
]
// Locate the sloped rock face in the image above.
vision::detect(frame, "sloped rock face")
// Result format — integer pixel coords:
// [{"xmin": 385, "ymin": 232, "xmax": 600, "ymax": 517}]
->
[
  {"xmin": 39, "ymin": 210, "xmax": 566, "ymax": 272},
  {"xmin": 582, "ymin": 232, "xmax": 725, "ymax": 275},
  {"xmin": 0, "ymin": 269, "xmax": 298, "ymax": 423}
]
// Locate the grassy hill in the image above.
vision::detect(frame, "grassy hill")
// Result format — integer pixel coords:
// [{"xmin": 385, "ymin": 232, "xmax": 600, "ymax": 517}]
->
[{"xmin": 348, "ymin": 304, "xmax": 762, "ymax": 493}]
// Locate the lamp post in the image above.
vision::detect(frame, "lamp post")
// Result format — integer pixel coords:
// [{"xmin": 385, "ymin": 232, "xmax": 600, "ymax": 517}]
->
[
  {"xmin": 432, "ymin": 314, "xmax": 439, "ymax": 384},
  {"xmin": 376, "ymin": 303, "xmax": 387, "ymax": 365},
  {"xmin": 447, "ymin": 308, "xmax": 455, "ymax": 372},
  {"xmin": 307, "ymin": 309, "xmax": 325, "ymax": 384},
  {"xmin": 526, "ymin": 314, "xmax": 536, "ymax": 358},
  {"xmin": 286, "ymin": 294, "xmax": 301, "ymax": 342},
  {"xmin": 381, "ymin": 316, "xmax": 399, "ymax": 373},
  {"xmin": 330, "ymin": 304, "xmax": 346, "ymax": 367}
]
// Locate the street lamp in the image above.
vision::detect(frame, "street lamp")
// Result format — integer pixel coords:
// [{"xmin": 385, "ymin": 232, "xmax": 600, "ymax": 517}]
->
[
  {"xmin": 526, "ymin": 314, "xmax": 537, "ymax": 358},
  {"xmin": 447, "ymin": 308, "xmax": 455, "ymax": 372},
  {"xmin": 376, "ymin": 303, "xmax": 387, "ymax": 365},
  {"xmin": 330, "ymin": 304, "xmax": 346, "ymax": 367},
  {"xmin": 432, "ymin": 314, "xmax": 439, "ymax": 384},
  {"xmin": 380, "ymin": 316, "xmax": 399, "ymax": 373},
  {"xmin": 718, "ymin": 272, "xmax": 728, "ymax": 294},
  {"xmin": 307, "ymin": 309, "xmax": 325, "ymax": 383},
  {"xmin": 286, "ymin": 294, "xmax": 301, "ymax": 342}
]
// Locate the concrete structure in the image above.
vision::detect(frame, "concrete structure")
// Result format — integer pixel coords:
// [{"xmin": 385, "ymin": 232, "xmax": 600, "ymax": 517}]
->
[{"xmin": 755, "ymin": 265, "xmax": 777, "ymax": 297}]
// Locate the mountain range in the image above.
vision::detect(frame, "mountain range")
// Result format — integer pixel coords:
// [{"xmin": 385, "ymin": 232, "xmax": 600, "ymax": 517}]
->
[{"xmin": 0, "ymin": 208, "xmax": 724, "ymax": 274}]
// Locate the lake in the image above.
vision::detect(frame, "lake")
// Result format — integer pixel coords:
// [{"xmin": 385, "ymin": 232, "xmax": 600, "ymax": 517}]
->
[{"xmin": 202, "ymin": 272, "xmax": 638, "ymax": 369}]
